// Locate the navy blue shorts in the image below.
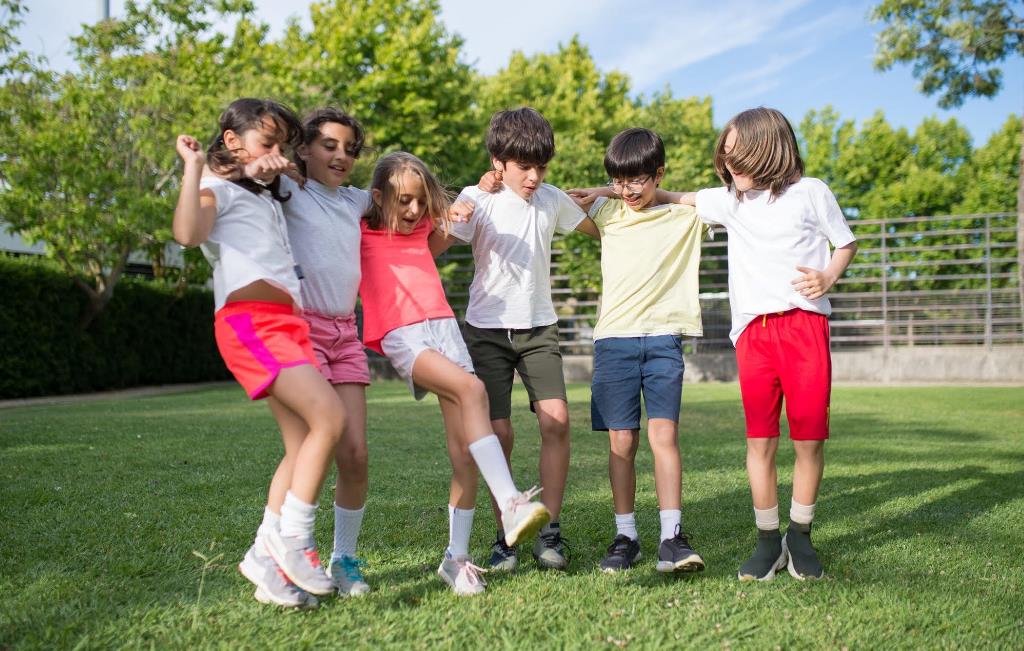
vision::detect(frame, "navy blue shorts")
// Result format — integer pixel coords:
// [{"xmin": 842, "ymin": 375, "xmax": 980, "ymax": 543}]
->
[{"xmin": 590, "ymin": 335, "xmax": 685, "ymax": 431}]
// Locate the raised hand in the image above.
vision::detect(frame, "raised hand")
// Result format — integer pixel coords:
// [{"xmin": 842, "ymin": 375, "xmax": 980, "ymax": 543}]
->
[
  {"xmin": 566, "ymin": 187, "xmax": 602, "ymax": 210},
  {"xmin": 449, "ymin": 199, "xmax": 474, "ymax": 223},
  {"xmin": 243, "ymin": 153, "xmax": 298, "ymax": 184},
  {"xmin": 478, "ymin": 169, "xmax": 503, "ymax": 193},
  {"xmin": 176, "ymin": 135, "xmax": 205, "ymax": 167},
  {"xmin": 791, "ymin": 265, "xmax": 838, "ymax": 300}
]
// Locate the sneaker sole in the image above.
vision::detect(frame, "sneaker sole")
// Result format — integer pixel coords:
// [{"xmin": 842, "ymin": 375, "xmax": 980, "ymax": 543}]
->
[
  {"xmin": 737, "ymin": 548, "xmax": 788, "ymax": 582},
  {"xmin": 254, "ymin": 587, "xmax": 319, "ymax": 609},
  {"xmin": 436, "ymin": 565, "xmax": 486, "ymax": 596},
  {"xmin": 656, "ymin": 555, "xmax": 706, "ymax": 573},
  {"xmin": 782, "ymin": 535, "xmax": 824, "ymax": 581},
  {"xmin": 504, "ymin": 506, "xmax": 551, "ymax": 547},
  {"xmin": 238, "ymin": 560, "xmax": 306, "ymax": 608},
  {"xmin": 263, "ymin": 535, "xmax": 335, "ymax": 597},
  {"xmin": 326, "ymin": 566, "xmax": 372, "ymax": 596}
]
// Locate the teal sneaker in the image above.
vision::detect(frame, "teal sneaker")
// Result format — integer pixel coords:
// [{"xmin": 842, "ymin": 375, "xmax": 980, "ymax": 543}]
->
[{"xmin": 328, "ymin": 555, "xmax": 371, "ymax": 596}]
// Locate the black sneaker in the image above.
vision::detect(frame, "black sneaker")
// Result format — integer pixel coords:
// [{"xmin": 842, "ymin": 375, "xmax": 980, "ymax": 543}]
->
[
  {"xmin": 599, "ymin": 534, "xmax": 641, "ymax": 572},
  {"xmin": 738, "ymin": 528, "xmax": 787, "ymax": 581},
  {"xmin": 783, "ymin": 521, "xmax": 824, "ymax": 580},
  {"xmin": 532, "ymin": 523, "xmax": 569, "ymax": 570},
  {"xmin": 656, "ymin": 525, "xmax": 705, "ymax": 573},
  {"xmin": 488, "ymin": 532, "xmax": 517, "ymax": 571}
]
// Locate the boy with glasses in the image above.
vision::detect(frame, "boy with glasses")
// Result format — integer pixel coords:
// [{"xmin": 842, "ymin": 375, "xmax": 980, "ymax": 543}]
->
[
  {"xmin": 432, "ymin": 107, "xmax": 599, "ymax": 571},
  {"xmin": 569, "ymin": 127, "xmax": 708, "ymax": 573}
]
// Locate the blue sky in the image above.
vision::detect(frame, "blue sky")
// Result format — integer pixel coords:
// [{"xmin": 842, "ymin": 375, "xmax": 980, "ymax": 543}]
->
[{"xmin": 14, "ymin": 0, "xmax": 1022, "ymax": 145}]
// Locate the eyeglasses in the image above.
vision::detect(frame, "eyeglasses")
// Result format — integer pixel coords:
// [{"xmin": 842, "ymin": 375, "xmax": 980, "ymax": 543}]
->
[{"xmin": 607, "ymin": 176, "xmax": 650, "ymax": 195}]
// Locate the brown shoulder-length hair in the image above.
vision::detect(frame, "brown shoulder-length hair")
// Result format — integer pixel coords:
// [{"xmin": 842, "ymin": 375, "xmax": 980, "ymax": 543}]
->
[
  {"xmin": 206, "ymin": 97, "xmax": 302, "ymax": 202},
  {"xmin": 362, "ymin": 151, "xmax": 452, "ymax": 235},
  {"xmin": 713, "ymin": 107, "xmax": 804, "ymax": 199}
]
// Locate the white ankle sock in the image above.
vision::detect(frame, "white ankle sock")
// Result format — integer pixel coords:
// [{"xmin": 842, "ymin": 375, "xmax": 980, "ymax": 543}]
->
[
  {"xmin": 332, "ymin": 504, "xmax": 365, "ymax": 560},
  {"xmin": 659, "ymin": 509, "xmax": 681, "ymax": 542},
  {"xmin": 754, "ymin": 504, "xmax": 780, "ymax": 530},
  {"xmin": 468, "ymin": 435, "xmax": 518, "ymax": 506},
  {"xmin": 279, "ymin": 491, "xmax": 317, "ymax": 541},
  {"xmin": 790, "ymin": 499, "xmax": 816, "ymax": 525},
  {"xmin": 447, "ymin": 505, "xmax": 475, "ymax": 557},
  {"xmin": 615, "ymin": 512, "xmax": 638, "ymax": 541}
]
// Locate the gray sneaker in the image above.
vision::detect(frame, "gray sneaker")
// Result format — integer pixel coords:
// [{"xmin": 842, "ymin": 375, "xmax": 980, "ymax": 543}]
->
[
  {"xmin": 238, "ymin": 545, "xmax": 310, "ymax": 608},
  {"xmin": 656, "ymin": 526, "xmax": 705, "ymax": 573},
  {"xmin": 532, "ymin": 523, "xmax": 569, "ymax": 570},
  {"xmin": 263, "ymin": 528, "xmax": 335, "ymax": 596},
  {"xmin": 500, "ymin": 487, "xmax": 550, "ymax": 547},
  {"xmin": 253, "ymin": 587, "xmax": 319, "ymax": 610},
  {"xmin": 488, "ymin": 533, "xmax": 518, "ymax": 571},
  {"xmin": 437, "ymin": 553, "xmax": 487, "ymax": 596},
  {"xmin": 327, "ymin": 555, "xmax": 371, "ymax": 596},
  {"xmin": 738, "ymin": 528, "xmax": 787, "ymax": 581}
]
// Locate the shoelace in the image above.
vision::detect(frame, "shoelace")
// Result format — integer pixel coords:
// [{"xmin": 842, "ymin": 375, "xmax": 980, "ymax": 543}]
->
[
  {"xmin": 338, "ymin": 556, "xmax": 368, "ymax": 581},
  {"xmin": 671, "ymin": 524, "xmax": 694, "ymax": 548},
  {"xmin": 607, "ymin": 536, "xmax": 635, "ymax": 557},
  {"xmin": 505, "ymin": 485, "xmax": 543, "ymax": 513},
  {"xmin": 539, "ymin": 530, "xmax": 571, "ymax": 561},
  {"xmin": 456, "ymin": 560, "xmax": 488, "ymax": 588}
]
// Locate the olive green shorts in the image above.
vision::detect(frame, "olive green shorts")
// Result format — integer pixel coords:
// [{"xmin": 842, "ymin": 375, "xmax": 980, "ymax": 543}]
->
[{"xmin": 460, "ymin": 322, "xmax": 568, "ymax": 421}]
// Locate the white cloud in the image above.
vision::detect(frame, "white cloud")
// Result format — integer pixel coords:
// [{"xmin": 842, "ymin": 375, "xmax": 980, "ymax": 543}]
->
[{"xmin": 716, "ymin": 46, "xmax": 816, "ymax": 91}]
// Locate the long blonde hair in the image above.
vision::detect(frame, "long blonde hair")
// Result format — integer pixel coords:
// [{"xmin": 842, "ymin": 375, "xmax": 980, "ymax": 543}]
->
[
  {"xmin": 714, "ymin": 107, "xmax": 804, "ymax": 199},
  {"xmin": 363, "ymin": 151, "xmax": 452, "ymax": 234}
]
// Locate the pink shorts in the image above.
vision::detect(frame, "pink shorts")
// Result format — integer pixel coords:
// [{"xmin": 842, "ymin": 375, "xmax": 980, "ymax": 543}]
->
[
  {"xmin": 736, "ymin": 309, "xmax": 831, "ymax": 441},
  {"xmin": 304, "ymin": 310, "xmax": 371, "ymax": 385}
]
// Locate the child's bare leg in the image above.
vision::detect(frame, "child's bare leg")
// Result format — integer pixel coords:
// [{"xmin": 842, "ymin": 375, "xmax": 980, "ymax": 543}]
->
[
  {"xmin": 791, "ymin": 440, "xmax": 824, "ymax": 507},
  {"xmin": 265, "ymin": 397, "xmax": 310, "ymax": 513},
  {"xmin": 647, "ymin": 418, "xmax": 681, "ymax": 511},
  {"xmin": 608, "ymin": 428, "xmax": 640, "ymax": 515},
  {"xmin": 746, "ymin": 437, "xmax": 779, "ymax": 510},
  {"xmin": 439, "ymin": 396, "xmax": 480, "ymax": 510},
  {"xmin": 266, "ymin": 365, "xmax": 345, "ymax": 504},
  {"xmin": 333, "ymin": 383, "xmax": 368, "ymax": 509},
  {"xmin": 535, "ymin": 398, "xmax": 570, "ymax": 521},
  {"xmin": 486, "ymin": 418, "xmax": 514, "ymax": 529}
]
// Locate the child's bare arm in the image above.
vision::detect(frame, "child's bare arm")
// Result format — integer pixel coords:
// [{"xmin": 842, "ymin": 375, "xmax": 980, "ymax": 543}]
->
[
  {"xmin": 574, "ymin": 216, "xmax": 600, "ymax": 240},
  {"xmin": 478, "ymin": 169, "xmax": 502, "ymax": 193},
  {"xmin": 654, "ymin": 189, "xmax": 697, "ymax": 206},
  {"xmin": 172, "ymin": 135, "xmax": 217, "ymax": 247},
  {"xmin": 566, "ymin": 186, "xmax": 612, "ymax": 211},
  {"xmin": 791, "ymin": 241, "xmax": 858, "ymax": 300},
  {"xmin": 429, "ymin": 200, "xmax": 474, "ymax": 257}
]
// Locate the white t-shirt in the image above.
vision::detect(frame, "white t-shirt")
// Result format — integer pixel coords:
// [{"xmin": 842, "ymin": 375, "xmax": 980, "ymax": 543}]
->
[
  {"xmin": 450, "ymin": 184, "xmax": 585, "ymax": 329},
  {"xmin": 695, "ymin": 177, "xmax": 856, "ymax": 345},
  {"xmin": 199, "ymin": 176, "xmax": 302, "ymax": 311},
  {"xmin": 280, "ymin": 176, "xmax": 370, "ymax": 317}
]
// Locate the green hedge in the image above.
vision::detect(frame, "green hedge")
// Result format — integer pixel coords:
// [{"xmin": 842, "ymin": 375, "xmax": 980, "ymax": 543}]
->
[{"xmin": 0, "ymin": 256, "xmax": 229, "ymax": 399}]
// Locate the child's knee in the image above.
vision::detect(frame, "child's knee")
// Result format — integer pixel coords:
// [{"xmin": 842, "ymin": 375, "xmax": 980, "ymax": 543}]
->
[
  {"xmin": 537, "ymin": 411, "xmax": 569, "ymax": 439},
  {"xmin": 608, "ymin": 430, "xmax": 638, "ymax": 456}
]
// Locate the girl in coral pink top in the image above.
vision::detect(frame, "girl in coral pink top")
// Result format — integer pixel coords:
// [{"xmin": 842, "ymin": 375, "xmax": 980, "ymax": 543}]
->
[{"xmin": 358, "ymin": 151, "xmax": 549, "ymax": 596}]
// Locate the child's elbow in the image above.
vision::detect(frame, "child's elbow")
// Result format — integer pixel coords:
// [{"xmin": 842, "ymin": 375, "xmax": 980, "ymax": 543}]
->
[{"xmin": 172, "ymin": 226, "xmax": 202, "ymax": 248}]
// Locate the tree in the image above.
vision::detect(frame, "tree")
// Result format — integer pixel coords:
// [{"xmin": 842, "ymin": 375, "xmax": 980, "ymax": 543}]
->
[
  {"xmin": 0, "ymin": 1, "xmax": 270, "ymax": 326},
  {"xmin": 872, "ymin": 0, "xmax": 1024, "ymax": 317}
]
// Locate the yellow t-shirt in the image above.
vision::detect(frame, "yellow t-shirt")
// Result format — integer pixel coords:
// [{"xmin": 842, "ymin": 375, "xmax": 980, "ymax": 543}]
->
[{"xmin": 591, "ymin": 197, "xmax": 706, "ymax": 339}]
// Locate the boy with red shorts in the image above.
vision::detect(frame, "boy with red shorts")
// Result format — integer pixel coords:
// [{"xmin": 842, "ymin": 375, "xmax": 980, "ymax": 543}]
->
[{"xmin": 675, "ymin": 107, "xmax": 857, "ymax": 580}]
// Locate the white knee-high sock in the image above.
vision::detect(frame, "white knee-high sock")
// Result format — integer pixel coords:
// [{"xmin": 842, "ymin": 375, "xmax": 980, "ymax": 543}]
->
[
  {"xmin": 332, "ymin": 504, "xmax": 365, "ymax": 560},
  {"xmin": 447, "ymin": 505, "xmax": 475, "ymax": 557},
  {"xmin": 279, "ymin": 491, "xmax": 317, "ymax": 541},
  {"xmin": 468, "ymin": 435, "xmax": 518, "ymax": 506}
]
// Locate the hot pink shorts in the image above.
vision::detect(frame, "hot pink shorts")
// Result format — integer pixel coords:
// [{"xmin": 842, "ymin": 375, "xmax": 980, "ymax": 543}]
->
[{"xmin": 303, "ymin": 310, "xmax": 371, "ymax": 386}]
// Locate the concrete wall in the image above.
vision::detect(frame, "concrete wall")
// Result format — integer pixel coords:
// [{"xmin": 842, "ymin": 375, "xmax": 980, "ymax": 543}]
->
[{"xmin": 371, "ymin": 346, "xmax": 1023, "ymax": 384}]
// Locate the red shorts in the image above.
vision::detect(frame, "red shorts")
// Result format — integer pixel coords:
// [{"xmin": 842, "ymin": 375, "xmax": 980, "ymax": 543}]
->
[
  {"xmin": 736, "ymin": 309, "xmax": 831, "ymax": 440},
  {"xmin": 214, "ymin": 301, "xmax": 319, "ymax": 400}
]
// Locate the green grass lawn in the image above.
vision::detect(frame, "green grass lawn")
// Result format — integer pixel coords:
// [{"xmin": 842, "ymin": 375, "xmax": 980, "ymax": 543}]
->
[{"xmin": 1, "ymin": 382, "xmax": 1022, "ymax": 649}]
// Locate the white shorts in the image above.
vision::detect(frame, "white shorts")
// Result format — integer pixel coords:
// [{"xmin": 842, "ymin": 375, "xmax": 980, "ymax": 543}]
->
[{"xmin": 381, "ymin": 318, "xmax": 475, "ymax": 400}]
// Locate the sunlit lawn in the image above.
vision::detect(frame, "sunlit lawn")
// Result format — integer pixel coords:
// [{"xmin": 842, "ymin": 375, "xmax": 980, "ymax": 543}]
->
[{"xmin": 1, "ymin": 382, "xmax": 1022, "ymax": 649}]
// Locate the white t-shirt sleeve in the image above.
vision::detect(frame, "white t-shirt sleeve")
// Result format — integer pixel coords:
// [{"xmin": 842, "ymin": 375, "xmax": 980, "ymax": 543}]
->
[
  {"xmin": 808, "ymin": 179, "xmax": 856, "ymax": 248},
  {"xmin": 448, "ymin": 186, "xmax": 480, "ymax": 242},
  {"xmin": 553, "ymin": 188, "xmax": 587, "ymax": 234},
  {"xmin": 199, "ymin": 177, "xmax": 233, "ymax": 216},
  {"xmin": 694, "ymin": 186, "xmax": 735, "ymax": 226}
]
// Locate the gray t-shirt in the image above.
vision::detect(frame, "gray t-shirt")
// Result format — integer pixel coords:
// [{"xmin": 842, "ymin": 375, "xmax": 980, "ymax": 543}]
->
[{"xmin": 280, "ymin": 176, "xmax": 370, "ymax": 317}]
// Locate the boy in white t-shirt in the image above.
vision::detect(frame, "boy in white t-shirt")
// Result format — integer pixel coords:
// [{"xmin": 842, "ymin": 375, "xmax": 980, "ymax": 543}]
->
[
  {"xmin": 671, "ymin": 107, "xmax": 858, "ymax": 581},
  {"xmin": 434, "ymin": 107, "xmax": 599, "ymax": 571}
]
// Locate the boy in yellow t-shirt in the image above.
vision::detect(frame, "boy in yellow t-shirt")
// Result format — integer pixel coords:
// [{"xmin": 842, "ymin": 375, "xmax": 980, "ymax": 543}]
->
[{"xmin": 570, "ymin": 128, "xmax": 708, "ymax": 574}]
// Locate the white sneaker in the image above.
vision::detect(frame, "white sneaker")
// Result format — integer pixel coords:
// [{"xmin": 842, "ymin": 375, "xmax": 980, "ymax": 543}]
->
[
  {"xmin": 238, "ymin": 545, "xmax": 310, "ymax": 608},
  {"xmin": 327, "ymin": 555, "xmax": 371, "ymax": 596},
  {"xmin": 500, "ymin": 487, "xmax": 550, "ymax": 547},
  {"xmin": 263, "ymin": 528, "xmax": 335, "ymax": 596},
  {"xmin": 437, "ymin": 553, "xmax": 487, "ymax": 596}
]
